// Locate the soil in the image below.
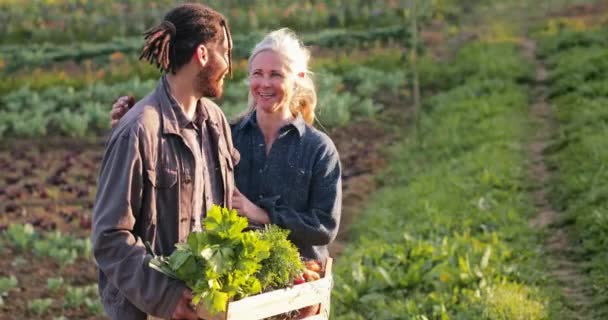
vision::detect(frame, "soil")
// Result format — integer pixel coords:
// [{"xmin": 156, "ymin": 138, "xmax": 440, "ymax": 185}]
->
[{"xmin": 548, "ymin": 1, "xmax": 608, "ymax": 18}]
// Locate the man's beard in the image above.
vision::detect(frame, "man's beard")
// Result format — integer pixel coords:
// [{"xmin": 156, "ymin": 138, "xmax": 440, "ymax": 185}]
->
[{"xmin": 195, "ymin": 58, "xmax": 224, "ymax": 98}]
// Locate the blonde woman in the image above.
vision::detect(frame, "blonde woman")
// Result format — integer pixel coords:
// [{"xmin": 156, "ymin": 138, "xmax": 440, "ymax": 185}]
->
[
  {"xmin": 111, "ymin": 29, "xmax": 341, "ymax": 262},
  {"xmin": 230, "ymin": 28, "xmax": 341, "ymax": 261}
]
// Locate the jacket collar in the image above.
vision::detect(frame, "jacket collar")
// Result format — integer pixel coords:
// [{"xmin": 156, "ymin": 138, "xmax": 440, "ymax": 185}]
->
[
  {"xmin": 155, "ymin": 76, "xmax": 212, "ymax": 135},
  {"xmin": 154, "ymin": 76, "xmax": 181, "ymax": 136}
]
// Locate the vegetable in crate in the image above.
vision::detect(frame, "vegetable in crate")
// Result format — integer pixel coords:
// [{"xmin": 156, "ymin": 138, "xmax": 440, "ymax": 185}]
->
[
  {"xmin": 149, "ymin": 205, "xmax": 304, "ymax": 316},
  {"xmin": 257, "ymin": 225, "xmax": 305, "ymax": 290}
]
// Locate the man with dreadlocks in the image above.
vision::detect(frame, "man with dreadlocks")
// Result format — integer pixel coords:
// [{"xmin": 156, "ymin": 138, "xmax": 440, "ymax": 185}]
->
[{"xmin": 91, "ymin": 3, "xmax": 236, "ymax": 320}]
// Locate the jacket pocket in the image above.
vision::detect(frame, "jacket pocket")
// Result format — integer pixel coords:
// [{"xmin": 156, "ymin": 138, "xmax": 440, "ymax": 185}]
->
[{"xmin": 148, "ymin": 167, "xmax": 178, "ymax": 189}]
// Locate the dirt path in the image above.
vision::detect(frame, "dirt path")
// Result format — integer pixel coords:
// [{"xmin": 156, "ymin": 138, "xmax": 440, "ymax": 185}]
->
[
  {"xmin": 327, "ymin": 100, "xmax": 407, "ymax": 257},
  {"xmin": 522, "ymin": 38, "xmax": 593, "ymax": 319}
]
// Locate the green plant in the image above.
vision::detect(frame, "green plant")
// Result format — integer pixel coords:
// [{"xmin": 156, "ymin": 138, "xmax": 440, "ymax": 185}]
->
[
  {"xmin": 480, "ymin": 282, "xmax": 548, "ymax": 320},
  {"xmin": 4, "ymin": 223, "xmax": 36, "ymax": 251},
  {"xmin": 64, "ymin": 286, "xmax": 86, "ymax": 308},
  {"xmin": 150, "ymin": 206, "xmax": 302, "ymax": 315},
  {"xmin": 84, "ymin": 297, "xmax": 103, "ymax": 315},
  {"xmin": 30, "ymin": 230, "xmax": 90, "ymax": 266},
  {"xmin": 0, "ymin": 275, "xmax": 18, "ymax": 306},
  {"xmin": 46, "ymin": 277, "xmax": 65, "ymax": 293},
  {"xmin": 28, "ymin": 298, "xmax": 54, "ymax": 316},
  {"xmin": 257, "ymin": 225, "xmax": 304, "ymax": 290}
]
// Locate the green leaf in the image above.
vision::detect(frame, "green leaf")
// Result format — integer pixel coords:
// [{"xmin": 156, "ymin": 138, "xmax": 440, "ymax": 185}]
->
[
  {"xmin": 169, "ymin": 250, "xmax": 193, "ymax": 271},
  {"xmin": 376, "ymin": 266, "xmax": 395, "ymax": 287},
  {"xmin": 147, "ymin": 206, "xmax": 302, "ymax": 314},
  {"xmin": 481, "ymin": 245, "xmax": 492, "ymax": 270},
  {"xmin": 202, "ymin": 290, "xmax": 229, "ymax": 314}
]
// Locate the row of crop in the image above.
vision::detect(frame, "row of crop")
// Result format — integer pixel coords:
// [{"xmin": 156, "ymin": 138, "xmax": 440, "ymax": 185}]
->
[
  {"xmin": 0, "ymin": 46, "xmax": 404, "ymax": 97},
  {"xmin": 0, "ymin": 25, "xmax": 410, "ymax": 75},
  {"xmin": 2, "ymin": 224, "xmax": 92, "ymax": 266},
  {"xmin": 0, "ymin": 54, "xmax": 160, "ymax": 96},
  {"xmin": 0, "ymin": 0, "xmax": 468, "ymax": 44},
  {"xmin": 537, "ymin": 26, "xmax": 608, "ymax": 318},
  {"xmin": 0, "ymin": 63, "xmax": 407, "ymax": 138},
  {"xmin": 331, "ymin": 42, "xmax": 563, "ymax": 319},
  {"xmin": 0, "ymin": 224, "xmax": 102, "ymax": 318}
]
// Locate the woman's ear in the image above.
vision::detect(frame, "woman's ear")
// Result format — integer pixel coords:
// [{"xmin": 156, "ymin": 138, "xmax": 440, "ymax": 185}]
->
[{"xmin": 194, "ymin": 44, "xmax": 209, "ymax": 67}]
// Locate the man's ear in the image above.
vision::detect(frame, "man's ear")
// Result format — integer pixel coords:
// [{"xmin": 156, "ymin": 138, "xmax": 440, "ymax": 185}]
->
[{"xmin": 194, "ymin": 44, "xmax": 209, "ymax": 67}]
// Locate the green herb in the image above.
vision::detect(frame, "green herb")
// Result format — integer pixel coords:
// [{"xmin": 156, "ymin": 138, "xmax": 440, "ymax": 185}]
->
[
  {"xmin": 258, "ymin": 225, "xmax": 304, "ymax": 290},
  {"xmin": 150, "ymin": 205, "xmax": 303, "ymax": 315}
]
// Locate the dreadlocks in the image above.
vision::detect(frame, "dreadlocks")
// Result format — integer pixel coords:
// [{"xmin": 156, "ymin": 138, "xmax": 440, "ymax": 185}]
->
[{"xmin": 139, "ymin": 3, "xmax": 232, "ymax": 75}]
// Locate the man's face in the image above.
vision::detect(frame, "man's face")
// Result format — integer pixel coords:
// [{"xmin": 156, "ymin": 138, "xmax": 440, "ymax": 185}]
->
[{"xmin": 195, "ymin": 32, "xmax": 230, "ymax": 98}]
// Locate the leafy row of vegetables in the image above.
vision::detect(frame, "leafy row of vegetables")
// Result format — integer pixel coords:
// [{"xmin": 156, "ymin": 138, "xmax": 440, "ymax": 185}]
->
[
  {"xmin": 0, "ymin": 275, "xmax": 102, "ymax": 318},
  {"xmin": 0, "ymin": 62, "xmax": 406, "ymax": 138},
  {"xmin": 0, "ymin": 224, "xmax": 102, "ymax": 317},
  {"xmin": 2, "ymin": 223, "xmax": 92, "ymax": 267},
  {"xmin": 0, "ymin": 46, "xmax": 404, "ymax": 97},
  {"xmin": 331, "ymin": 41, "xmax": 564, "ymax": 319},
  {"xmin": 0, "ymin": 0, "xmax": 472, "ymax": 44},
  {"xmin": 0, "ymin": 25, "xmax": 410, "ymax": 75}
]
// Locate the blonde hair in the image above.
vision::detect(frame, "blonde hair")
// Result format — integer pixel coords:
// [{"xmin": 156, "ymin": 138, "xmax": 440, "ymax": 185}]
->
[{"xmin": 244, "ymin": 28, "xmax": 317, "ymax": 125}]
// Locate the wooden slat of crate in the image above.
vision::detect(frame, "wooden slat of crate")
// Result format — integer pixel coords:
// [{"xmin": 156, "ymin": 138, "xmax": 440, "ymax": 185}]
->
[
  {"xmin": 196, "ymin": 258, "xmax": 333, "ymax": 320},
  {"xmin": 226, "ymin": 275, "xmax": 332, "ymax": 319}
]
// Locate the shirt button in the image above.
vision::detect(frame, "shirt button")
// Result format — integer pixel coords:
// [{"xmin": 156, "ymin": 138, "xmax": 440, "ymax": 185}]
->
[{"xmin": 258, "ymin": 195, "xmax": 263, "ymax": 199}]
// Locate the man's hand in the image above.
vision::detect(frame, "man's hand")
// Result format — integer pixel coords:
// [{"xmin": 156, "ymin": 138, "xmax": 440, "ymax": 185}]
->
[
  {"xmin": 232, "ymin": 188, "xmax": 270, "ymax": 224},
  {"xmin": 171, "ymin": 289, "xmax": 199, "ymax": 320},
  {"xmin": 110, "ymin": 95, "xmax": 135, "ymax": 128}
]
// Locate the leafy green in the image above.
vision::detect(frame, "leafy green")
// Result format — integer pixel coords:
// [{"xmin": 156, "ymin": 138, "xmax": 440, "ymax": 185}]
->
[
  {"xmin": 150, "ymin": 205, "xmax": 303, "ymax": 315},
  {"xmin": 258, "ymin": 226, "xmax": 304, "ymax": 290}
]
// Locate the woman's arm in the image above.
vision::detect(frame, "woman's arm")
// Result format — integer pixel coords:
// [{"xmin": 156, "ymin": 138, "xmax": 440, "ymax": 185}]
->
[{"xmin": 257, "ymin": 142, "xmax": 342, "ymax": 246}]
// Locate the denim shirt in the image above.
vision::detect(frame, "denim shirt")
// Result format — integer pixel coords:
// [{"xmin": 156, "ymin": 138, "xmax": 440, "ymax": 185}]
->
[{"xmin": 231, "ymin": 112, "xmax": 342, "ymax": 260}]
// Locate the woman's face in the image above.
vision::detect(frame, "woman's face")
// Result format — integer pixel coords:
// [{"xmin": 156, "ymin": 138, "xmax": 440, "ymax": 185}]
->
[{"xmin": 249, "ymin": 50, "xmax": 294, "ymax": 115}]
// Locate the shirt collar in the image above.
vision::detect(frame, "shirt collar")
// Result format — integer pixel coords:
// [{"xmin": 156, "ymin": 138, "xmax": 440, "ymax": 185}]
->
[
  {"xmin": 162, "ymin": 76, "xmax": 209, "ymax": 129},
  {"xmin": 235, "ymin": 111, "xmax": 306, "ymax": 137}
]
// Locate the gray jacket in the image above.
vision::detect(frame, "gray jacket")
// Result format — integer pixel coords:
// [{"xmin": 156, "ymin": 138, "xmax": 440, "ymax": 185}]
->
[{"xmin": 91, "ymin": 79, "xmax": 238, "ymax": 319}]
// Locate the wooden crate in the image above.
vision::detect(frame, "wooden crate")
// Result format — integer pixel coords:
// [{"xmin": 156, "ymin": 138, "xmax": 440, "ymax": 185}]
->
[{"xmin": 197, "ymin": 258, "xmax": 333, "ymax": 320}]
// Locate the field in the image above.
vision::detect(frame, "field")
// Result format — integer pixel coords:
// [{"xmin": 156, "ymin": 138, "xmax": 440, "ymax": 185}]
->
[{"xmin": 1, "ymin": 0, "xmax": 608, "ymax": 319}]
